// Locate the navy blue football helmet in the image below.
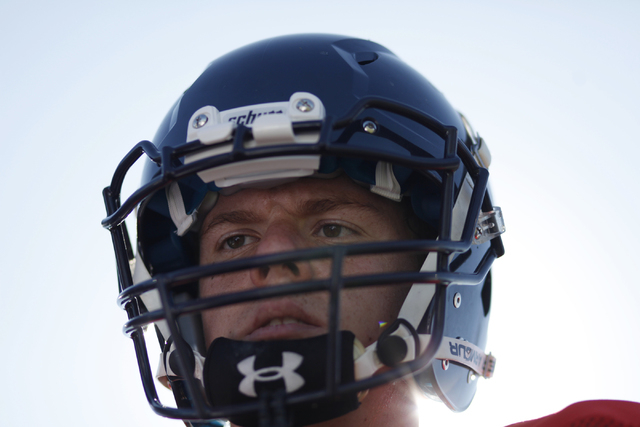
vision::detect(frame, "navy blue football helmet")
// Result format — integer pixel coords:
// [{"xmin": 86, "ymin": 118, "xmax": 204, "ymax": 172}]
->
[{"xmin": 102, "ymin": 34, "xmax": 505, "ymax": 427}]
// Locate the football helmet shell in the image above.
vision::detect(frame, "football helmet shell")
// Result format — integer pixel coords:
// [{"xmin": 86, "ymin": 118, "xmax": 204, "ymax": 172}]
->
[{"xmin": 102, "ymin": 34, "xmax": 504, "ymax": 425}]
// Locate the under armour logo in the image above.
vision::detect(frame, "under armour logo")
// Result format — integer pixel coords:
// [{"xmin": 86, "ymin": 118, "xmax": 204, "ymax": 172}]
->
[{"xmin": 237, "ymin": 352, "xmax": 305, "ymax": 397}]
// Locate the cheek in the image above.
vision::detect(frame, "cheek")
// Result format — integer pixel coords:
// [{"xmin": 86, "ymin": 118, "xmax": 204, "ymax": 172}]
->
[
  {"xmin": 341, "ymin": 285, "xmax": 410, "ymax": 347},
  {"xmin": 201, "ymin": 305, "xmax": 240, "ymax": 346},
  {"xmin": 199, "ymin": 273, "xmax": 251, "ymax": 344},
  {"xmin": 339, "ymin": 253, "xmax": 415, "ymax": 346},
  {"xmin": 342, "ymin": 251, "xmax": 421, "ymax": 276},
  {"xmin": 199, "ymin": 235, "xmax": 216, "ymax": 265},
  {"xmin": 200, "ymin": 267, "xmax": 257, "ymax": 297}
]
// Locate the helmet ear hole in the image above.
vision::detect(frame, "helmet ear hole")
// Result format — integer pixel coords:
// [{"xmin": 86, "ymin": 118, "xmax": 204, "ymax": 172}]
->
[{"xmin": 481, "ymin": 272, "xmax": 492, "ymax": 317}]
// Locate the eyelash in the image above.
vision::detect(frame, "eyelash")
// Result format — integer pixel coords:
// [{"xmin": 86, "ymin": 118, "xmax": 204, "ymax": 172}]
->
[
  {"xmin": 218, "ymin": 232, "xmax": 258, "ymax": 252},
  {"xmin": 215, "ymin": 221, "xmax": 359, "ymax": 253},
  {"xmin": 314, "ymin": 222, "xmax": 357, "ymax": 239}
]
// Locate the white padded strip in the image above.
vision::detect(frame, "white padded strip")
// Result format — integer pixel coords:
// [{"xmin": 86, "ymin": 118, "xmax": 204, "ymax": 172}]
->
[
  {"xmin": 134, "ymin": 254, "xmax": 171, "ymax": 341},
  {"xmin": 397, "ymin": 171, "xmax": 475, "ymax": 329},
  {"xmin": 370, "ymin": 161, "xmax": 402, "ymax": 201},
  {"xmin": 251, "ymin": 113, "xmax": 296, "ymax": 145},
  {"xmin": 354, "ymin": 333, "xmax": 494, "ymax": 380},
  {"xmin": 166, "ymin": 182, "xmax": 196, "ymax": 236}
]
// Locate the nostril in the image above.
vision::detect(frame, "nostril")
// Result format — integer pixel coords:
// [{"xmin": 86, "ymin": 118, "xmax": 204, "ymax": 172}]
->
[
  {"xmin": 253, "ymin": 262, "xmax": 304, "ymax": 285},
  {"xmin": 283, "ymin": 262, "xmax": 300, "ymax": 277},
  {"xmin": 259, "ymin": 266, "xmax": 270, "ymax": 278}
]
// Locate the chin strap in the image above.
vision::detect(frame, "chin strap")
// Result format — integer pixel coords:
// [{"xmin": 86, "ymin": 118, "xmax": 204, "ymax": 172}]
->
[
  {"xmin": 158, "ymin": 333, "xmax": 360, "ymax": 427},
  {"xmin": 355, "ymin": 327, "xmax": 496, "ymax": 381},
  {"xmin": 203, "ymin": 333, "xmax": 360, "ymax": 427},
  {"xmin": 157, "ymin": 322, "xmax": 495, "ymax": 393},
  {"xmin": 155, "ymin": 325, "xmax": 494, "ymax": 427}
]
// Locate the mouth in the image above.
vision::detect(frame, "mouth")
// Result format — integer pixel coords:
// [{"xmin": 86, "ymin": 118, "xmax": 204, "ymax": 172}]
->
[
  {"xmin": 264, "ymin": 317, "xmax": 307, "ymax": 327},
  {"xmin": 244, "ymin": 304, "xmax": 326, "ymax": 341}
]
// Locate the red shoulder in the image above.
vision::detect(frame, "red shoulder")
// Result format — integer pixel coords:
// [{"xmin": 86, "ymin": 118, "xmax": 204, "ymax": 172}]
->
[{"xmin": 506, "ymin": 400, "xmax": 640, "ymax": 427}]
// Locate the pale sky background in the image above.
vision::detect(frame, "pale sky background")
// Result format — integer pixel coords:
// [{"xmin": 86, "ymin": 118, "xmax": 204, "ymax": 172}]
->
[{"xmin": 1, "ymin": 1, "xmax": 639, "ymax": 426}]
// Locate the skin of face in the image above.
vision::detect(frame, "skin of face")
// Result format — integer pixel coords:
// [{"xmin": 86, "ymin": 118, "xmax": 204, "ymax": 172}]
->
[
  {"xmin": 199, "ymin": 174, "xmax": 422, "ymax": 347},
  {"xmin": 198, "ymin": 174, "xmax": 422, "ymax": 426}
]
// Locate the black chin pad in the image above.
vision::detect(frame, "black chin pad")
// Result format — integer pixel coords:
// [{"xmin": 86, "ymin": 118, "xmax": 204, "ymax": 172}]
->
[{"xmin": 203, "ymin": 332, "xmax": 360, "ymax": 427}]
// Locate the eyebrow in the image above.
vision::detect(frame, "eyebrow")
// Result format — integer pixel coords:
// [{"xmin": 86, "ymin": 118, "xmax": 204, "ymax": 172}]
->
[
  {"xmin": 297, "ymin": 197, "xmax": 380, "ymax": 217},
  {"xmin": 201, "ymin": 196, "xmax": 380, "ymax": 235},
  {"xmin": 201, "ymin": 210, "xmax": 262, "ymax": 235}
]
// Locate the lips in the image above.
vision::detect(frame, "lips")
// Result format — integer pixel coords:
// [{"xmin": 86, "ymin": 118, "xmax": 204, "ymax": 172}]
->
[{"xmin": 243, "ymin": 300, "xmax": 326, "ymax": 341}]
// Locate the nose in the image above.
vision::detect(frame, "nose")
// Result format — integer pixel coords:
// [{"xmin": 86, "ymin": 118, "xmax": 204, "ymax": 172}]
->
[{"xmin": 250, "ymin": 224, "xmax": 313, "ymax": 287}]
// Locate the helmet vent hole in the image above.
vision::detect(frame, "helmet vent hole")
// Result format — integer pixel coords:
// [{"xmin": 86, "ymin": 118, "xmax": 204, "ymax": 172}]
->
[
  {"xmin": 481, "ymin": 272, "xmax": 492, "ymax": 316},
  {"xmin": 355, "ymin": 51, "xmax": 379, "ymax": 65}
]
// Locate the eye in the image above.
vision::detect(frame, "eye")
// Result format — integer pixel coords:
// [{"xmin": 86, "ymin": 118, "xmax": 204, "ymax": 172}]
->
[
  {"xmin": 223, "ymin": 235, "xmax": 252, "ymax": 249},
  {"xmin": 322, "ymin": 224, "xmax": 341, "ymax": 238},
  {"xmin": 318, "ymin": 224, "xmax": 354, "ymax": 238}
]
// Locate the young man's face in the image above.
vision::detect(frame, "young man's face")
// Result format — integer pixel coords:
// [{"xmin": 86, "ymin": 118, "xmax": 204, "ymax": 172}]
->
[{"xmin": 199, "ymin": 174, "xmax": 422, "ymax": 349}]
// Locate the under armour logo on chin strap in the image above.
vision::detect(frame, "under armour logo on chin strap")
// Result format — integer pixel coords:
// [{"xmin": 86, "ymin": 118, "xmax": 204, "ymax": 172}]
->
[{"xmin": 237, "ymin": 352, "xmax": 305, "ymax": 397}]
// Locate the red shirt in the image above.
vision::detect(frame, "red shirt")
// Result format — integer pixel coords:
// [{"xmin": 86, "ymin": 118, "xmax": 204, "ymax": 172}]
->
[{"xmin": 507, "ymin": 400, "xmax": 640, "ymax": 427}]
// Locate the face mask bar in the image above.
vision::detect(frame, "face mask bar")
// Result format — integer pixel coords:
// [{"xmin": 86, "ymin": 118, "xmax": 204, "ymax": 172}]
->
[{"xmin": 102, "ymin": 96, "xmax": 505, "ymax": 421}]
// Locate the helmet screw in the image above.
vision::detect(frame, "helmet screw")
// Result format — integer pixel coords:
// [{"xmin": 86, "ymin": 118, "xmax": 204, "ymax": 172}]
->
[
  {"xmin": 467, "ymin": 370, "xmax": 477, "ymax": 383},
  {"xmin": 453, "ymin": 292, "xmax": 462, "ymax": 308},
  {"xmin": 441, "ymin": 359, "xmax": 449, "ymax": 370},
  {"xmin": 295, "ymin": 98, "xmax": 314, "ymax": 112},
  {"xmin": 474, "ymin": 226, "xmax": 483, "ymax": 240},
  {"xmin": 362, "ymin": 120, "xmax": 378, "ymax": 134},
  {"xmin": 192, "ymin": 114, "xmax": 208, "ymax": 129}
]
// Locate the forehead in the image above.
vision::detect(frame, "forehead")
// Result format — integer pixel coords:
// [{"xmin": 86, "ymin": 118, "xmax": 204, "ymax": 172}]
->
[
  {"xmin": 201, "ymin": 175, "xmax": 404, "ymax": 231},
  {"xmin": 211, "ymin": 174, "xmax": 395, "ymax": 214}
]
